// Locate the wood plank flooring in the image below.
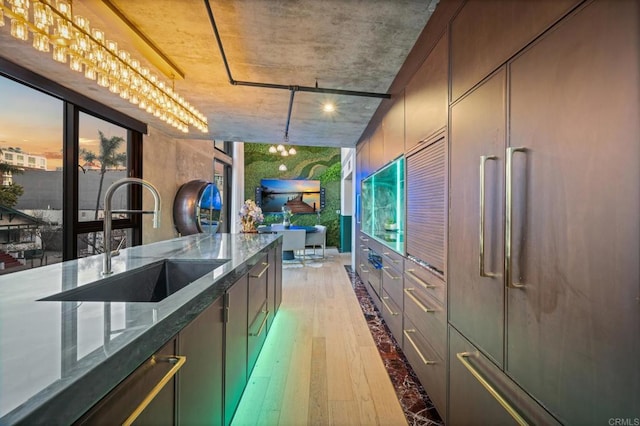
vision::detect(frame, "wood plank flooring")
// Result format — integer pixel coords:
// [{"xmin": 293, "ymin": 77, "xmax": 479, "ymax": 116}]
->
[{"xmin": 231, "ymin": 249, "xmax": 407, "ymax": 426}]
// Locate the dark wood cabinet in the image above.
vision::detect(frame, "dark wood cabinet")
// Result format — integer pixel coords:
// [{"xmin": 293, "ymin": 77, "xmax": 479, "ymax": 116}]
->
[
  {"xmin": 450, "ymin": 0, "xmax": 578, "ymax": 102},
  {"xmin": 448, "ymin": 1, "xmax": 640, "ymax": 423},
  {"xmin": 247, "ymin": 256, "xmax": 269, "ymax": 377},
  {"xmin": 368, "ymin": 124, "xmax": 385, "ymax": 172},
  {"xmin": 224, "ymin": 274, "xmax": 248, "ymax": 426},
  {"xmin": 505, "ymin": 1, "xmax": 639, "ymax": 422},
  {"xmin": 76, "ymin": 339, "xmax": 178, "ymax": 426},
  {"xmin": 449, "ymin": 67, "xmax": 506, "ymax": 366},
  {"xmin": 177, "ymin": 297, "xmax": 224, "ymax": 426},
  {"xmin": 405, "ymin": 32, "xmax": 448, "ymax": 152},
  {"xmin": 382, "ymin": 93, "xmax": 405, "ymax": 161},
  {"xmin": 448, "ymin": 327, "xmax": 559, "ymax": 426}
]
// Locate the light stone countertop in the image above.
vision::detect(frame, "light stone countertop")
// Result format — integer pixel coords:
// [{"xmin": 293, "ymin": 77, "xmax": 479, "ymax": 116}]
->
[{"xmin": 0, "ymin": 232, "xmax": 280, "ymax": 425}]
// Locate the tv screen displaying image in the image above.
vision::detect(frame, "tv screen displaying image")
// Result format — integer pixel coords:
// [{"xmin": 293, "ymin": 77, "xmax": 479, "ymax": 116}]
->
[{"xmin": 257, "ymin": 179, "xmax": 322, "ymax": 214}]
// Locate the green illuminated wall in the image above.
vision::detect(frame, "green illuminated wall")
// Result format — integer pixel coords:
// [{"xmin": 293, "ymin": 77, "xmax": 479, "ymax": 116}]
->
[{"xmin": 244, "ymin": 143, "xmax": 341, "ymax": 248}]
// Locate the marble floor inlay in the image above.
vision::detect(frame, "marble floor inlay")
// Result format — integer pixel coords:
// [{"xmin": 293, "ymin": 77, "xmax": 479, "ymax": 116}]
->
[{"xmin": 344, "ymin": 266, "xmax": 444, "ymax": 426}]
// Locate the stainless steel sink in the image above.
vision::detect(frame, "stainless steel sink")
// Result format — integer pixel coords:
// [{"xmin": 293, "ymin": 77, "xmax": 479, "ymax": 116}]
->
[{"xmin": 39, "ymin": 259, "xmax": 230, "ymax": 303}]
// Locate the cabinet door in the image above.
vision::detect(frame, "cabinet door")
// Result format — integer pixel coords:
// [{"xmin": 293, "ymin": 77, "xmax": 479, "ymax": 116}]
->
[
  {"xmin": 224, "ymin": 275, "xmax": 248, "ymax": 426},
  {"xmin": 450, "ymin": 0, "xmax": 578, "ymax": 102},
  {"xmin": 449, "ymin": 68, "xmax": 506, "ymax": 366},
  {"xmin": 449, "ymin": 327, "xmax": 559, "ymax": 426},
  {"xmin": 76, "ymin": 339, "xmax": 178, "ymax": 425},
  {"xmin": 178, "ymin": 297, "xmax": 224, "ymax": 426},
  {"xmin": 267, "ymin": 247, "xmax": 276, "ymax": 332},
  {"xmin": 274, "ymin": 242, "xmax": 282, "ymax": 312},
  {"xmin": 383, "ymin": 92, "xmax": 405, "ymax": 160},
  {"xmin": 507, "ymin": 1, "xmax": 640, "ymax": 423},
  {"xmin": 369, "ymin": 124, "xmax": 385, "ymax": 172},
  {"xmin": 405, "ymin": 32, "xmax": 448, "ymax": 152}
]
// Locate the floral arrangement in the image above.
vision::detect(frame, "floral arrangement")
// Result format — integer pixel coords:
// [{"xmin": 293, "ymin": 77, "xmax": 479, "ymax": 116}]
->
[{"xmin": 239, "ymin": 199, "xmax": 264, "ymax": 233}]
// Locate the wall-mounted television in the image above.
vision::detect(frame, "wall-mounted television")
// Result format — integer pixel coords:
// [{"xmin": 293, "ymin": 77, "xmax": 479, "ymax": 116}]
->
[{"xmin": 256, "ymin": 179, "xmax": 325, "ymax": 214}]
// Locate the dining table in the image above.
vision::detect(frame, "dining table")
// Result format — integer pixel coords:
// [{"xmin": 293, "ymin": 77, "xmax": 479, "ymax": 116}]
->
[{"xmin": 257, "ymin": 224, "xmax": 317, "ymax": 260}]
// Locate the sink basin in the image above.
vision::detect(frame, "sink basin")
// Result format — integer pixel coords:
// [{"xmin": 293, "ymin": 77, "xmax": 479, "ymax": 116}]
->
[{"xmin": 39, "ymin": 259, "xmax": 230, "ymax": 303}]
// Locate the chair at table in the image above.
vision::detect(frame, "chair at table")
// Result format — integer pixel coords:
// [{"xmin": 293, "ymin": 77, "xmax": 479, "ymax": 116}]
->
[
  {"xmin": 305, "ymin": 225, "xmax": 326, "ymax": 258},
  {"xmin": 278, "ymin": 229, "xmax": 307, "ymax": 265}
]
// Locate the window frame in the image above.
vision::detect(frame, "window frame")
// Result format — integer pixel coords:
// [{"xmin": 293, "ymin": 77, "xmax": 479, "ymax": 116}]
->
[{"xmin": 0, "ymin": 57, "xmax": 146, "ymax": 262}]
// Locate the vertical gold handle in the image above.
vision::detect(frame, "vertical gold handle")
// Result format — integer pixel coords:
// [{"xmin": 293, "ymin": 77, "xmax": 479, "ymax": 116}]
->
[
  {"xmin": 250, "ymin": 310, "xmax": 270, "ymax": 337},
  {"xmin": 480, "ymin": 155, "xmax": 498, "ymax": 277},
  {"xmin": 403, "ymin": 329, "xmax": 436, "ymax": 365},
  {"xmin": 123, "ymin": 355, "xmax": 187, "ymax": 426},
  {"xmin": 505, "ymin": 147, "xmax": 526, "ymax": 289},
  {"xmin": 457, "ymin": 352, "xmax": 528, "ymax": 425}
]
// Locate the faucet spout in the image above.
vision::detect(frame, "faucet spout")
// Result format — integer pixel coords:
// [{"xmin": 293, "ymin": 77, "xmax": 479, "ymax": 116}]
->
[{"xmin": 102, "ymin": 177, "xmax": 161, "ymax": 275}]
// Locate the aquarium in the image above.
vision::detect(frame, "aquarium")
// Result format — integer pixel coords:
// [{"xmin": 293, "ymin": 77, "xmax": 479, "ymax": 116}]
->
[{"xmin": 361, "ymin": 156, "xmax": 405, "ymax": 254}]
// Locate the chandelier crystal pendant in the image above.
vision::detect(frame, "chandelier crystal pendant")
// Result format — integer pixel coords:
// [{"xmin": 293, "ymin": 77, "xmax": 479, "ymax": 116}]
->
[{"xmin": 0, "ymin": 0, "xmax": 208, "ymax": 134}]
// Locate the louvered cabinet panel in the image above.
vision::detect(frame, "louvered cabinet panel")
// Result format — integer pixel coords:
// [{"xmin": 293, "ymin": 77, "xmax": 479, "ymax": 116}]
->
[{"xmin": 406, "ymin": 132, "xmax": 447, "ymax": 277}]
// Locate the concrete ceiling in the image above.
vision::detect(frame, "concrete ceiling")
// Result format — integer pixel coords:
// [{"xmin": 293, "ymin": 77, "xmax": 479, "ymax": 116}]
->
[{"xmin": 0, "ymin": 0, "xmax": 438, "ymax": 148}]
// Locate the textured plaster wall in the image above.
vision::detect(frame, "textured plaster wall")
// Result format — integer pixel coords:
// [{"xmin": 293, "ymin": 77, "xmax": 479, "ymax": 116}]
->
[{"xmin": 142, "ymin": 126, "xmax": 214, "ymax": 244}]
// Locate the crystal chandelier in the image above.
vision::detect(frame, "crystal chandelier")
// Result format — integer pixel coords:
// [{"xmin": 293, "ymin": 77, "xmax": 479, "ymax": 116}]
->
[{"xmin": 0, "ymin": 0, "xmax": 208, "ymax": 133}]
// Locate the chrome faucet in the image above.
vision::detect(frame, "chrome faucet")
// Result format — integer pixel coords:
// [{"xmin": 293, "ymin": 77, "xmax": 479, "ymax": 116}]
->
[{"xmin": 102, "ymin": 177, "xmax": 161, "ymax": 275}]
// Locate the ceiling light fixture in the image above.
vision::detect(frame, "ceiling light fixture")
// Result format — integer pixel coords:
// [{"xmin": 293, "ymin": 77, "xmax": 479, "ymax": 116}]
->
[
  {"xmin": 322, "ymin": 102, "xmax": 335, "ymax": 112},
  {"xmin": 0, "ymin": 0, "xmax": 208, "ymax": 134},
  {"xmin": 278, "ymin": 163, "xmax": 287, "ymax": 172}
]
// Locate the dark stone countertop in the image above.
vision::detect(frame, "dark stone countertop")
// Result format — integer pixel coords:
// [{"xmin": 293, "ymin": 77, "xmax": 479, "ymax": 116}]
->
[{"xmin": 0, "ymin": 233, "xmax": 280, "ymax": 425}]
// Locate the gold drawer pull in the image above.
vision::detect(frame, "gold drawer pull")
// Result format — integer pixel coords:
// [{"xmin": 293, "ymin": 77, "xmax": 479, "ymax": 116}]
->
[
  {"xmin": 406, "ymin": 269, "xmax": 436, "ymax": 289},
  {"xmin": 381, "ymin": 296, "xmax": 399, "ymax": 316},
  {"xmin": 360, "ymin": 236, "xmax": 369, "ymax": 242},
  {"xmin": 457, "ymin": 352, "xmax": 528, "ymax": 426},
  {"xmin": 250, "ymin": 262, "xmax": 270, "ymax": 278},
  {"xmin": 383, "ymin": 252, "xmax": 400, "ymax": 264},
  {"xmin": 359, "ymin": 264, "xmax": 370, "ymax": 273},
  {"xmin": 404, "ymin": 288, "xmax": 436, "ymax": 313},
  {"xmin": 123, "ymin": 355, "xmax": 187, "ymax": 426},
  {"xmin": 250, "ymin": 310, "xmax": 270, "ymax": 337},
  {"xmin": 382, "ymin": 266, "xmax": 400, "ymax": 280},
  {"xmin": 403, "ymin": 329, "xmax": 436, "ymax": 365}
]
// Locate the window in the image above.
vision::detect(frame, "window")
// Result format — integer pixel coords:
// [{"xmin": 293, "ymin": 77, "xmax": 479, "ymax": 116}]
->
[
  {"xmin": 0, "ymin": 75, "xmax": 63, "ymax": 271},
  {"xmin": 0, "ymin": 67, "xmax": 144, "ymax": 273}
]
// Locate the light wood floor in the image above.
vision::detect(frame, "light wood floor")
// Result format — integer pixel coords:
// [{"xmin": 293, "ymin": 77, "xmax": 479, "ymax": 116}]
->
[{"xmin": 231, "ymin": 249, "xmax": 407, "ymax": 426}]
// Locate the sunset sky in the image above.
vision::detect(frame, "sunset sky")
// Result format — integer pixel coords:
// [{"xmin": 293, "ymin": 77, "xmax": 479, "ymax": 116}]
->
[{"xmin": 0, "ymin": 76, "xmax": 127, "ymax": 170}]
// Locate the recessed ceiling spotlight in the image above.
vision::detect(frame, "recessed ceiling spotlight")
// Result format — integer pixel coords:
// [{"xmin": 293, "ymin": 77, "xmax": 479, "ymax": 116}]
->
[{"xmin": 322, "ymin": 102, "xmax": 336, "ymax": 112}]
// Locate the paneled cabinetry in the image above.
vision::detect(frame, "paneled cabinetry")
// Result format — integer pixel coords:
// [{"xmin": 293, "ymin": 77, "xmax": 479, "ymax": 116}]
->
[
  {"xmin": 247, "ymin": 256, "xmax": 270, "ymax": 377},
  {"xmin": 382, "ymin": 93, "xmax": 405, "ymax": 161},
  {"xmin": 450, "ymin": 0, "xmax": 578, "ymax": 102},
  {"xmin": 368, "ymin": 124, "xmax": 385, "ymax": 172},
  {"xmin": 405, "ymin": 32, "xmax": 448, "ymax": 152},
  {"xmin": 178, "ymin": 297, "xmax": 224, "ymax": 425},
  {"xmin": 449, "ymin": 1, "xmax": 639, "ymax": 423},
  {"xmin": 224, "ymin": 274, "xmax": 248, "ymax": 426}
]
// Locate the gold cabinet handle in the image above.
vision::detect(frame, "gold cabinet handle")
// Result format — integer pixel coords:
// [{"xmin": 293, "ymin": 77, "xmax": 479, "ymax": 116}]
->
[
  {"xmin": 403, "ymin": 329, "xmax": 436, "ymax": 365},
  {"xmin": 383, "ymin": 252, "xmax": 400, "ymax": 264},
  {"xmin": 480, "ymin": 155, "xmax": 498, "ymax": 277},
  {"xmin": 123, "ymin": 355, "xmax": 187, "ymax": 426},
  {"xmin": 456, "ymin": 352, "xmax": 528, "ymax": 425},
  {"xmin": 359, "ymin": 263, "xmax": 370, "ymax": 273},
  {"xmin": 250, "ymin": 262, "xmax": 270, "ymax": 278},
  {"xmin": 382, "ymin": 266, "xmax": 400, "ymax": 280},
  {"xmin": 360, "ymin": 236, "xmax": 369, "ymax": 242},
  {"xmin": 505, "ymin": 147, "xmax": 526, "ymax": 289},
  {"xmin": 381, "ymin": 296, "xmax": 399, "ymax": 316},
  {"xmin": 250, "ymin": 310, "xmax": 270, "ymax": 337},
  {"xmin": 404, "ymin": 288, "xmax": 436, "ymax": 313},
  {"xmin": 406, "ymin": 269, "xmax": 436, "ymax": 289}
]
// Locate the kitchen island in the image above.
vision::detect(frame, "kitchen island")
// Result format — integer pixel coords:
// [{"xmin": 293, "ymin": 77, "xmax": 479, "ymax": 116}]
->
[{"xmin": 0, "ymin": 233, "xmax": 282, "ymax": 425}]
